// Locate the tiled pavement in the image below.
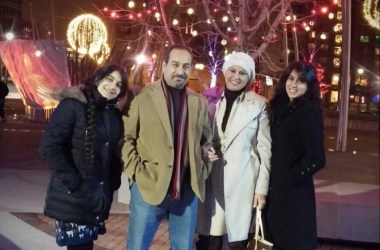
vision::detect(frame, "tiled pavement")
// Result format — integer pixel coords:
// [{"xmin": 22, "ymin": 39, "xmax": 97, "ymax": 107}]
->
[{"xmin": 11, "ymin": 212, "xmax": 380, "ymax": 250}]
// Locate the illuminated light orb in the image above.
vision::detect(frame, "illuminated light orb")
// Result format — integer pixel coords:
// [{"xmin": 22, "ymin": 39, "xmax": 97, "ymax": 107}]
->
[
  {"xmin": 363, "ymin": 0, "xmax": 380, "ymax": 30},
  {"xmin": 67, "ymin": 14, "xmax": 108, "ymax": 56}
]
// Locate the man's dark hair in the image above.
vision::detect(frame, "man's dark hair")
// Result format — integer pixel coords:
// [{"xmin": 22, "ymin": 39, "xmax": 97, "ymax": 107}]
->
[{"xmin": 163, "ymin": 44, "xmax": 193, "ymax": 64}]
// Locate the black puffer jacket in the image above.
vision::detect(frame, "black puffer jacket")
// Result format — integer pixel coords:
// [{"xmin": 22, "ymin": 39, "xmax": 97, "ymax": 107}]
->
[{"xmin": 39, "ymin": 87, "xmax": 123, "ymax": 224}]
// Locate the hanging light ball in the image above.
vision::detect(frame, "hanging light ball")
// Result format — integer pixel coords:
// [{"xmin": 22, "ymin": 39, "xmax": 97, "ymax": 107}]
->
[{"xmin": 67, "ymin": 14, "xmax": 108, "ymax": 56}]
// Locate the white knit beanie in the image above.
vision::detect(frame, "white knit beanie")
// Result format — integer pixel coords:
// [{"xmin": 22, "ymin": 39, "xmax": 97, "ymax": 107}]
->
[{"xmin": 222, "ymin": 52, "xmax": 256, "ymax": 80}]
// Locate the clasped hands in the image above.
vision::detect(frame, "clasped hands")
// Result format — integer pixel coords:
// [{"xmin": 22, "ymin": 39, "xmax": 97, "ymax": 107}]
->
[{"xmin": 202, "ymin": 147, "xmax": 219, "ymax": 164}]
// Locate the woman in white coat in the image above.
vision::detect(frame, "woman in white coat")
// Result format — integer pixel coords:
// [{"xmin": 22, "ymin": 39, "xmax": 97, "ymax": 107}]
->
[{"xmin": 196, "ymin": 52, "xmax": 271, "ymax": 250}]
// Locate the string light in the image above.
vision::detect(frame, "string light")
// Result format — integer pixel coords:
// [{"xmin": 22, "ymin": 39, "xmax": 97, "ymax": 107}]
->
[
  {"xmin": 128, "ymin": 1, "xmax": 135, "ymax": 8},
  {"xmin": 67, "ymin": 14, "xmax": 109, "ymax": 57}
]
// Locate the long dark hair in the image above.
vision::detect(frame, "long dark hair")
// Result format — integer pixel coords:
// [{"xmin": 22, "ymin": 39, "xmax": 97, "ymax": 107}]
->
[
  {"xmin": 83, "ymin": 64, "xmax": 128, "ymax": 169},
  {"xmin": 270, "ymin": 61, "xmax": 321, "ymax": 109}
]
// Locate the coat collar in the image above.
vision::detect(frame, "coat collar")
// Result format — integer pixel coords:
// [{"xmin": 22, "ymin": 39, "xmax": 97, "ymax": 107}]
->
[
  {"xmin": 149, "ymin": 80, "xmax": 199, "ymax": 144},
  {"xmin": 215, "ymin": 91, "xmax": 262, "ymax": 149}
]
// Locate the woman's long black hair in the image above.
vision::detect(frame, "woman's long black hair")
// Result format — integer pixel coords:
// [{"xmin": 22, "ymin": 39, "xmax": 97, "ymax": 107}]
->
[{"xmin": 83, "ymin": 64, "xmax": 129, "ymax": 169}]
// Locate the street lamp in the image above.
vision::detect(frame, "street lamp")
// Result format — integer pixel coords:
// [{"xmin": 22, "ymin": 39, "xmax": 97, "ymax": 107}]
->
[
  {"xmin": 5, "ymin": 32, "xmax": 14, "ymax": 40},
  {"xmin": 357, "ymin": 68, "xmax": 364, "ymax": 84}
]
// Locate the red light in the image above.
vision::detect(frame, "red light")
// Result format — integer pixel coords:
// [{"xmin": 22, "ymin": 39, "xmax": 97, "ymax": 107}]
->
[
  {"xmin": 129, "ymin": 14, "xmax": 134, "ymax": 19},
  {"xmin": 111, "ymin": 12, "xmax": 117, "ymax": 17},
  {"xmin": 233, "ymin": 37, "xmax": 238, "ymax": 41},
  {"xmin": 103, "ymin": 7, "xmax": 108, "ymax": 12},
  {"xmin": 147, "ymin": 10, "xmax": 151, "ymax": 14},
  {"xmin": 321, "ymin": 7, "xmax": 328, "ymax": 14},
  {"xmin": 333, "ymin": 0, "xmax": 338, "ymax": 4},
  {"xmin": 302, "ymin": 22, "xmax": 307, "ymax": 27},
  {"xmin": 137, "ymin": 13, "xmax": 142, "ymax": 18}
]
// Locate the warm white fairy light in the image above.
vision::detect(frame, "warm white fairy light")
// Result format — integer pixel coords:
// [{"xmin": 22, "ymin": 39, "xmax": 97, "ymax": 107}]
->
[
  {"xmin": 172, "ymin": 19, "xmax": 179, "ymax": 26},
  {"xmin": 222, "ymin": 15, "xmax": 228, "ymax": 22},
  {"xmin": 128, "ymin": 1, "xmax": 135, "ymax": 8},
  {"xmin": 67, "ymin": 14, "xmax": 108, "ymax": 56},
  {"xmin": 136, "ymin": 54, "xmax": 147, "ymax": 64},
  {"xmin": 363, "ymin": 0, "xmax": 380, "ymax": 29},
  {"xmin": 187, "ymin": 8, "xmax": 194, "ymax": 15}
]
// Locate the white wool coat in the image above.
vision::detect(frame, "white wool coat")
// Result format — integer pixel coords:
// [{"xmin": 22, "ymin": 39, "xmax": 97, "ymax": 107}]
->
[{"xmin": 196, "ymin": 91, "xmax": 271, "ymax": 242}]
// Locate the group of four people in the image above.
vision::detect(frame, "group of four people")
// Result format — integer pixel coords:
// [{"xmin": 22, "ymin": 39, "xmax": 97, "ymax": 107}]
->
[{"xmin": 39, "ymin": 44, "xmax": 325, "ymax": 250}]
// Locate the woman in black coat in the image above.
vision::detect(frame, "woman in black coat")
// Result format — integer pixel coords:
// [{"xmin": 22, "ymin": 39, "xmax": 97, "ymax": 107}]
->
[
  {"xmin": 39, "ymin": 64, "xmax": 128, "ymax": 250},
  {"xmin": 264, "ymin": 61, "xmax": 326, "ymax": 250}
]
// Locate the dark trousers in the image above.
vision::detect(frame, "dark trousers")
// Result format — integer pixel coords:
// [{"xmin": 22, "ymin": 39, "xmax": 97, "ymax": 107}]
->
[
  {"xmin": 67, "ymin": 241, "xmax": 93, "ymax": 250},
  {"xmin": 196, "ymin": 235, "xmax": 248, "ymax": 250},
  {"xmin": 0, "ymin": 98, "xmax": 5, "ymax": 119}
]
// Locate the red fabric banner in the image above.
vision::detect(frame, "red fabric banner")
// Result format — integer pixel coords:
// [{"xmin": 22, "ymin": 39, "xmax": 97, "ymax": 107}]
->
[{"xmin": 0, "ymin": 40, "xmax": 70, "ymax": 108}]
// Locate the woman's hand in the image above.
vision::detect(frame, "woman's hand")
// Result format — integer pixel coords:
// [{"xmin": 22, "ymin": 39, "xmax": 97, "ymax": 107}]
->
[
  {"xmin": 202, "ymin": 147, "xmax": 219, "ymax": 164},
  {"xmin": 253, "ymin": 194, "xmax": 266, "ymax": 210}
]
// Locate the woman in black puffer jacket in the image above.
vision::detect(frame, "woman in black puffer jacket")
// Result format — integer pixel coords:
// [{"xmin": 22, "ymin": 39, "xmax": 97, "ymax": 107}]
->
[{"xmin": 39, "ymin": 64, "xmax": 128, "ymax": 250}]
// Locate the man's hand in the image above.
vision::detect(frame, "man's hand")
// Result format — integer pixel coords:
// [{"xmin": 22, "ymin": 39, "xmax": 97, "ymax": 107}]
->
[
  {"xmin": 253, "ymin": 194, "xmax": 266, "ymax": 210},
  {"xmin": 202, "ymin": 147, "xmax": 219, "ymax": 163}
]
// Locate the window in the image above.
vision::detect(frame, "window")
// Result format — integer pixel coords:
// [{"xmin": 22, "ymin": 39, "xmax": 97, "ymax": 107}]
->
[
  {"xmin": 334, "ymin": 46, "xmax": 342, "ymax": 55},
  {"xmin": 337, "ymin": 11, "xmax": 342, "ymax": 21},
  {"xmin": 333, "ymin": 23, "xmax": 342, "ymax": 32},
  {"xmin": 331, "ymin": 74, "xmax": 340, "ymax": 85},
  {"xmin": 330, "ymin": 91, "xmax": 339, "ymax": 103},
  {"xmin": 333, "ymin": 58, "xmax": 341, "ymax": 67},
  {"xmin": 360, "ymin": 36, "xmax": 369, "ymax": 42},
  {"xmin": 335, "ymin": 34, "xmax": 342, "ymax": 43},
  {"xmin": 321, "ymin": 44, "xmax": 329, "ymax": 50}
]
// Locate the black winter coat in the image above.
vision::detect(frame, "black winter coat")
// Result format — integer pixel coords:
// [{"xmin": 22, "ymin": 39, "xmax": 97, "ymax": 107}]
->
[
  {"xmin": 264, "ymin": 99, "xmax": 326, "ymax": 250},
  {"xmin": 39, "ymin": 88, "xmax": 123, "ymax": 225}
]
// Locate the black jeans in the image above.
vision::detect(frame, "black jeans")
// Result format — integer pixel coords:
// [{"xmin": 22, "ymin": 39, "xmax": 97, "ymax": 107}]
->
[
  {"xmin": 196, "ymin": 235, "xmax": 248, "ymax": 250},
  {"xmin": 0, "ymin": 98, "xmax": 5, "ymax": 119}
]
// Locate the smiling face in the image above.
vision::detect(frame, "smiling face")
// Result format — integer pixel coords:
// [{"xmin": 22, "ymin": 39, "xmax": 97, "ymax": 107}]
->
[
  {"xmin": 224, "ymin": 65, "xmax": 250, "ymax": 91},
  {"xmin": 96, "ymin": 70, "xmax": 122, "ymax": 100},
  {"xmin": 285, "ymin": 70, "xmax": 308, "ymax": 101},
  {"xmin": 162, "ymin": 48, "xmax": 192, "ymax": 89}
]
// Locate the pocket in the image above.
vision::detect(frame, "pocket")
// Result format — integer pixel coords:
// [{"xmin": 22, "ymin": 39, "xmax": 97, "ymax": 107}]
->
[{"xmin": 69, "ymin": 179, "xmax": 106, "ymax": 213}]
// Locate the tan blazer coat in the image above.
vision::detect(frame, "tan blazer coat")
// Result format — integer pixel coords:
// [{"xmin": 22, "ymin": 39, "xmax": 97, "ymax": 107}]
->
[{"xmin": 121, "ymin": 81, "xmax": 213, "ymax": 205}]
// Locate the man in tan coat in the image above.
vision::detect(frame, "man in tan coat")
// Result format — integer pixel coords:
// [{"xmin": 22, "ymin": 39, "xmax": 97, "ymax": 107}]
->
[{"xmin": 121, "ymin": 44, "xmax": 218, "ymax": 250}]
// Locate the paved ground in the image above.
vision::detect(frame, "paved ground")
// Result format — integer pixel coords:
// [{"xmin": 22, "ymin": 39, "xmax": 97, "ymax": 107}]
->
[{"xmin": 0, "ymin": 99, "xmax": 379, "ymax": 250}]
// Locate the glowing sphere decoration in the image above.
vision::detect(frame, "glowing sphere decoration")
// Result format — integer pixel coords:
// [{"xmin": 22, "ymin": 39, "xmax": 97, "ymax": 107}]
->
[
  {"xmin": 363, "ymin": 0, "xmax": 380, "ymax": 30},
  {"xmin": 67, "ymin": 14, "xmax": 109, "ymax": 57}
]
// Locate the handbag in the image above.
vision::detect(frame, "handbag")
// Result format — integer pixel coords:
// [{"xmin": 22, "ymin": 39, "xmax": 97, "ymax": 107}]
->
[{"xmin": 247, "ymin": 208, "xmax": 273, "ymax": 250}]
